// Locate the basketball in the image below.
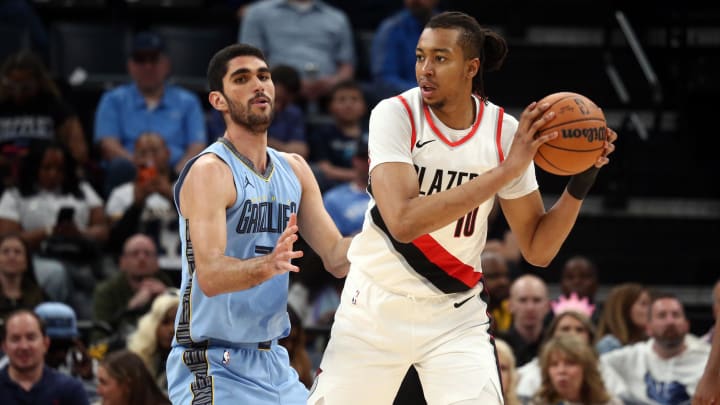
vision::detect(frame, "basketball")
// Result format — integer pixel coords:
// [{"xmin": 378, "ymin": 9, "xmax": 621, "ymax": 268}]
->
[{"xmin": 534, "ymin": 92, "xmax": 607, "ymax": 176}]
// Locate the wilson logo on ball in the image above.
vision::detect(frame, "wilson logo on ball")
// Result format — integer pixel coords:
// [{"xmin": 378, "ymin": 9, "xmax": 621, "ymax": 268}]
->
[{"xmin": 561, "ymin": 127, "xmax": 606, "ymax": 143}]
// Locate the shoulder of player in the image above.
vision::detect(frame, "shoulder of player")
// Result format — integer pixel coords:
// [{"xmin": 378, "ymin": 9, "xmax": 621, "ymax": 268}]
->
[
  {"xmin": 179, "ymin": 154, "xmax": 235, "ymax": 211},
  {"xmin": 278, "ymin": 151, "xmax": 313, "ymax": 181},
  {"xmin": 191, "ymin": 152, "xmax": 228, "ymax": 170},
  {"xmin": 370, "ymin": 91, "xmax": 422, "ymax": 122},
  {"xmin": 499, "ymin": 106, "xmax": 519, "ymax": 136},
  {"xmin": 501, "ymin": 109, "xmax": 519, "ymax": 127},
  {"xmin": 377, "ymin": 88, "xmax": 421, "ymax": 108},
  {"xmin": 183, "ymin": 154, "xmax": 232, "ymax": 188}
]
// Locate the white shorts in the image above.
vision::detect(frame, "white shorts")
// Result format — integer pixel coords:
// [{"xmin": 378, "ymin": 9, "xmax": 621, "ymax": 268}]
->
[{"xmin": 308, "ymin": 269, "xmax": 503, "ymax": 405}]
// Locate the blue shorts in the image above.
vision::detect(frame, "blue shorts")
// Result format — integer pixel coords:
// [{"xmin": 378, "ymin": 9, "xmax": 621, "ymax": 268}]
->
[{"xmin": 167, "ymin": 341, "xmax": 308, "ymax": 404}]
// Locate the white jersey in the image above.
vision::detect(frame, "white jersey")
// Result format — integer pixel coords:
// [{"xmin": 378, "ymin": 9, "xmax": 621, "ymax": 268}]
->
[{"xmin": 347, "ymin": 87, "xmax": 537, "ymax": 297}]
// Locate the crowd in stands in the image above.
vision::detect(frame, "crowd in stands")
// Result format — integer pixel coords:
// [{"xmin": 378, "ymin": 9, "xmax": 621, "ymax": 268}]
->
[{"xmin": 0, "ymin": 0, "xmax": 717, "ymax": 403}]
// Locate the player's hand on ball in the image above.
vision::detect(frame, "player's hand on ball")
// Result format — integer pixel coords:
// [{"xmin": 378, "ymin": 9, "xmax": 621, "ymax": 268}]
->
[
  {"xmin": 505, "ymin": 101, "xmax": 558, "ymax": 177},
  {"xmin": 594, "ymin": 127, "xmax": 617, "ymax": 168}
]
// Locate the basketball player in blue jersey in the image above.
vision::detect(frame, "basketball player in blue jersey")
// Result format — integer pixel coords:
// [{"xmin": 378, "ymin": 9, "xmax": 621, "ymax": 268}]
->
[
  {"xmin": 166, "ymin": 44, "xmax": 352, "ymax": 405},
  {"xmin": 309, "ymin": 11, "xmax": 618, "ymax": 404}
]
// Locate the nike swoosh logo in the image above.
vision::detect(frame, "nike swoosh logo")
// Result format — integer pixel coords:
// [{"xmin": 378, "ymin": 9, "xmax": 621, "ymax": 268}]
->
[
  {"xmin": 415, "ymin": 139, "xmax": 436, "ymax": 148},
  {"xmin": 453, "ymin": 295, "xmax": 475, "ymax": 308}
]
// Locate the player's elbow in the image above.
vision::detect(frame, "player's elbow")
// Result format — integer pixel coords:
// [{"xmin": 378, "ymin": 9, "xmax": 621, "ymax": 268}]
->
[
  {"xmin": 388, "ymin": 223, "xmax": 422, "ymax": 244},
  {"xmin": 196, "ymin": 270, "xmax": 221, "ymax": 297},
  {"xmin": 523, "ymin": 252, "xmax": 552, "ymax": 268},
  {"xmin": 325, "ymin": 262, "xmax": 349, "ymax": 279},
  {"xmin": 393, "ymin": 233, "xmax": 416, "ymax": 244}
]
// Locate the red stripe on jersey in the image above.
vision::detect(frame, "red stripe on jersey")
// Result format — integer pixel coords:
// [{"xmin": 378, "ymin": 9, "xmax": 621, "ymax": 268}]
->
[
  {"xmin": 412, "ymin": 234, "xmax": 482, "ymax": 288},
  {"xmin": 422, "ymin": 100, "xmax": 484, "ymax": 147},
  {"xmin": 396, "ymin": 95, "xmax": 417, "ymax": 151},
  {"xmin": 496, "ymin": 108, "xmax": 505, "ymax": 163}
]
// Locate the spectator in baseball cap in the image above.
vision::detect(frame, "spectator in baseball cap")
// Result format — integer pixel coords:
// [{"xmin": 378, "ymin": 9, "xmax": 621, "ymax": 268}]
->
[
  {"xmin": 35, "ymin": 301, "xmax": 78, "ymax": 339},
  {"xmin": 35, "ymin": 302, "xmax": 98, "ymax": 402},
  {"xmin": 130, "ymin": 31, "xmax": 165, "ymax": 60},
  {"xmin": 94, "ymin": 28, "xmax": 206, "ymax": 197}
]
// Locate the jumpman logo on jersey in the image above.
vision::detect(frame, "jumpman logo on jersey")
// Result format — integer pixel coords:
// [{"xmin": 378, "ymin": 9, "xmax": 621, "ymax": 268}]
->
[
  {"xmin": 415, "ymin": 139, "xmax": 436, "ymax": 148},
  {"xmin": 243, "ymin": 176, "xmax": 254, "ymax": 189}
]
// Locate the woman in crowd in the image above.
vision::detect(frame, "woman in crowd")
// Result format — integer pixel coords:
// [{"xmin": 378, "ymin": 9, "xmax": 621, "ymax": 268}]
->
[
  {"xmin": 0, "ymin": 233, "xmax": 46, "ymax": 318},
  {"xmin": 0, "ymin": 141, "xmax": 106, "ymax": 251},
  {"xmin": 0, "ymin": 50, "xmax": 89, "ymax": 189},
  {"xmin": 126, "ymin": 292, "xmax": 179, "ymax": 393},
  {"xmin": 495, "ymin": 338, "xmax": 522, "ymax": 405},
  {"xmin": 95, "ymin": 349, "xmax": 170, "ymax": 405},
  {"xmin": 596, "ymin": 282, "xmax": 651, "ymax": 354},
  {"xmin": 517, "ymin": 310, "xmax": 626, "ymax": 400},
  {"xmin": 531, "ymin": 335, "xmax": 622, "ymax": 405},
  {"xmin": 0, "ymin": 141, "xmax": 107, "ymax": 317}
]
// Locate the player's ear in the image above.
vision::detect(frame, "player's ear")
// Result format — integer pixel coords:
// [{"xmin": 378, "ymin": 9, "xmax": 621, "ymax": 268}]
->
[
  {"xmin": 466, "ymin": 58, "xmax": 480, "ymax": 78},
  {"xmin": 209, "ymin": 91, "xmax": 228, "ymax": 112}
]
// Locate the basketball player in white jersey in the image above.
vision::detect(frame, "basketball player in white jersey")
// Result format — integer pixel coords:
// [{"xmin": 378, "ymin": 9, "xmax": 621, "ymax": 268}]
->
[{"xmin": 309, "ymin": 11, "xmax": 617, "ymax": 405}]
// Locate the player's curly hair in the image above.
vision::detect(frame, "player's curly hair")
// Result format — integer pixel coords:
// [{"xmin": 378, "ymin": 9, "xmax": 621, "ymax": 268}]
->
[{"xmin": 426, "ymin": 11, "xmax": 508, "ymax": 101}]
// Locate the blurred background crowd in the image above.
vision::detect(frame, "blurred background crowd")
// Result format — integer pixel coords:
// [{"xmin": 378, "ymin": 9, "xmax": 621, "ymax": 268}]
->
[{"xmin": 0, "ymin": 0, "xmax": 718, "ymax": 403}]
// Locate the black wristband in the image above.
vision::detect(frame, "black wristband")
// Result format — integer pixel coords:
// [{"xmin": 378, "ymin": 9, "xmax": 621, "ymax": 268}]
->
[{"xmin": 566, "ymin": 166, "xmax": 600, "ymax": 200}]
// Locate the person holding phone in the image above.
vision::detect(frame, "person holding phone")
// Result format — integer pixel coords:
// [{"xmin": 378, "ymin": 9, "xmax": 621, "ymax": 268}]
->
[
  {"xmin": 52, "ymin": 207, "xmax": 77, "ymax": 236},
  {"xmin": 105, "ymin": 132, "xmax": 178, "ymax": 259},
  {"xmin": 0, "ymin": 142, "xmax": 107, "ymax": 250},
  {"xmin": 0, "ymin": 142, "xmax": 108, "ymax": 318}
]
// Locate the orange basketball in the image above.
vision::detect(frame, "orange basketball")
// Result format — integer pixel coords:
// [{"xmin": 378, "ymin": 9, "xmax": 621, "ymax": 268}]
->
[{"xmin": 534, "ymin": 92, "xmax": 607, "ymax": 176}]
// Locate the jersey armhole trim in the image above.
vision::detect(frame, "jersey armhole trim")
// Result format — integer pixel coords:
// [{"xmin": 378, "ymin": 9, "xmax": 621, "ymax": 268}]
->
[
  {"xmin": 396, "ymin": 95, "xmax": 417, "ymax": 151},
  {"xmin": 495, "ymin": 108, "xmax": 505, "ymax": 163}
]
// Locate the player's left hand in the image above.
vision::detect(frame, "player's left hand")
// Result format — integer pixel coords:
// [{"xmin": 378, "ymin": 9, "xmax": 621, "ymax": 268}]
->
[
  {"xmin": 267, "ymin": 213, "xmax": 304, "ymax": 275},
  {"xmin": 592, "ymin": 127, "xmax": 618, "ymax": 168}
]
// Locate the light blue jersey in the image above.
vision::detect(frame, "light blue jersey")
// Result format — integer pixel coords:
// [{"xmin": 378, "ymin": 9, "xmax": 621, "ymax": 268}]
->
[
  {"xmin": 167, "ymin": 139, "xmax": 307, "ymax": 404},
  {"xmin": 172, "ymin": 138, "xmax": 301, "ymax": 345}
]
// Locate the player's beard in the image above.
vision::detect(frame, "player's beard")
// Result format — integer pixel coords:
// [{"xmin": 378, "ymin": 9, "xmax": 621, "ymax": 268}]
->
[{"xmin": 226, "ymin": 95, "xmax": 273, "ymax": 134}]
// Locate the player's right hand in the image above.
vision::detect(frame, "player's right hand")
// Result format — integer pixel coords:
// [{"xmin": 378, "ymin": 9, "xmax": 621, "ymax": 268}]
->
[{"xmin": 505, "ymin": 101, "xmax": 558, "ymax": 177}]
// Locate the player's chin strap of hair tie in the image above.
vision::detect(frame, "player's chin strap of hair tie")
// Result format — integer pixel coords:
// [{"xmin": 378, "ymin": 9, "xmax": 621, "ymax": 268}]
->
[{"xmin": 566, "ymin": 166, "xmax": 600, "ymax": 200}]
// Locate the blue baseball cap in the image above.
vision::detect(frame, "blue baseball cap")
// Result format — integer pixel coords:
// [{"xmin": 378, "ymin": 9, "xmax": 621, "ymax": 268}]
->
[
  {"xmin": 35, "ymin": 302, "xmax": 79, "ymax": 339},
  {"xmin": 131, "ymin": 31, "xmax": 165, "ymax": 56}
]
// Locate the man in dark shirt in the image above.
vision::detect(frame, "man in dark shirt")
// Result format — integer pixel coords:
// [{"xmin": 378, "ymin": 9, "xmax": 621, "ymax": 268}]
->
[
  {"xmin": 0, "ymin": 309, "xmax": 89, "ymax": 404},
  {"xmin": 498, "ymin": 274, "xmax": 551, "ymax": 367},
  {"xmin": 91, "ymin": 233, "xmax": 174, "ymax": 343}
]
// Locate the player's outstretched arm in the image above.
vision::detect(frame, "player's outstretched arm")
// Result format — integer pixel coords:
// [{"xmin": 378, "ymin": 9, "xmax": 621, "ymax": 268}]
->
[
  {"xmin": 179, "ymin": 154, "xmax": 303, "ymax": 296},
  {"xmin": 283, "ymin": 152, "xmax": 351, "ymax": 278}
]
